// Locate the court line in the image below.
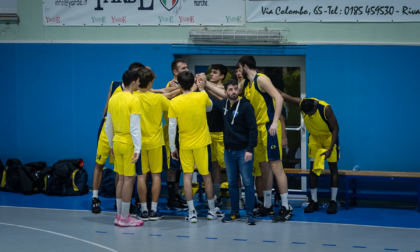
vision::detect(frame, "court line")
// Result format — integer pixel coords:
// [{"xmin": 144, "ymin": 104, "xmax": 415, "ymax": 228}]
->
[
  {"xmin": 0, "ymin": 222, "xmax": 118, "ymax": 252},
  {"xmin": 1, "ymin": 205, "xmax": 420, "ymax": 231}
]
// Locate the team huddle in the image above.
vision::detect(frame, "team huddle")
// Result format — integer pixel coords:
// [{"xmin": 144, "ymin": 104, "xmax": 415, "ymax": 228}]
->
[{"xmin": 91, "ymin": 55, "xmax": 340, "ymax": 227}]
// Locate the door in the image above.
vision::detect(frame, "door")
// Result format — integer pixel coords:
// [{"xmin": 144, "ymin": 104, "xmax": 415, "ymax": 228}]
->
[{"xmin": 184, "ymin": 55, "xmax": 307, "ymax": 196}]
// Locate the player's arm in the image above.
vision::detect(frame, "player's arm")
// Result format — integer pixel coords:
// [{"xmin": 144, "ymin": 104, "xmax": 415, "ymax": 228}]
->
[
  {"xmin": 102, "ymin": 83, "xmax": 113, "ymax": 119},
  {"xmin": 245, "ymin": 104, "xmax": 258, "ymax": 162},
  {"xmin": 161, "ymin": 88, "xmax": 182, "ymax": 100},
  {"xmin": 280, "ymin": 112, "xmax": 288, "ymax": 148},
  {"xmin": 130, "ymin": 113, "xmax": 141, "ymax": 163},
  {"xmin": 258, "ymin": 76, "xmax": 284, "ymax": 136},
  {"xmin": 205, "ymin": 87, "xmax": 224, "ymax": 101},
  {"xmin": 277, "ymin": 88, "xmax": 302, "ymax": 105},
  {"xmin": 151, "ymin": 86, "xmax": 179, "ymax": 94},
  {"xmin": 104, "ymin": 112, "xmax": 114, "ymax": 157},
  {"xmin": 322, "ymin": 105, "xmax": 339, "ymax": 159},
  {"xmin": 168, "ymin": 117, "xmax": 179, "ymax": 160}
]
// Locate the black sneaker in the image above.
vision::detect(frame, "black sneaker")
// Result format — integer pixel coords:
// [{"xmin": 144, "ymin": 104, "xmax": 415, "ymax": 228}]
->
[
  {"xmin": 222, "ymin": 212, "xmax": 240, "ymax": 223},
  {"xmin": 149, "ymin": 210, "xmax": 163, "ymax": 221},
  {"xmin": 167, "ymin": 198, "xmax": 188, "ymax": 211},
  {"xmin": 327, "ymin": 200, "xmax": 338, "ymax": 214},
  {"xmin": 176, "ymin": 194, "xmax": 187, "ymax": 205},
  {"xmin": 254, "ymin": 205, "xmax": 274, "ymax": 216},
  {"xmin": 138, "ymin": 211, "xmax": 149, "ymax": 221},
  {"xmin": 92, "ymin": 197, "xmax": 101, "ymax": 214},
  {"xmin": 304, "ymin": 200, "xmax": 319, "ymax": 213},
  {"xmin": 272, "ymin": 205, "xmax": 293, "ymax": 223}
]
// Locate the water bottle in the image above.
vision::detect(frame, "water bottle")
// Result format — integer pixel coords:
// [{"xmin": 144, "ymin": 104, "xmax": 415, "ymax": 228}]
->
[{"xmin": 353, "ymin": 165, "xmax": 360, "ymax": 172}]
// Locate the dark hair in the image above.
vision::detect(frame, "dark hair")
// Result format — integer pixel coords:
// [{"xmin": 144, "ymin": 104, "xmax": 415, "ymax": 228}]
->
[
  {"xmin": 211, "ymin": 64, "xmax": 228, "ymax": 80},
  {"xmin": 300, "ymin": 99, "xmax": 316, "ymax": 114},
  {"xmin": 138, "ymin": 68, "xmax": 156, "ymax": 88},
  {"xmin": 122, "ymin": 70, "xmax": 140, "ymax": 88},
  {"xmin": 171, "ymin": 58, "xmax": 187, "ymax": 72},
  {"xmin": 128, "ymin": 62, "xmax": 145, "ymax": 71},
  {"xmin": 178, "ymin": 71, "xmax": 195, "ymax": 91},
  {"xmin": 235, "ymin": 62, "xmax": 240, "ymax": 70},
  {"xmin": 224, "ymin": 79, "xmax": 238, "ymax": 91},
  {"xmin": 238, "ymin": 55, "xmax": 256, "ymax": 70}
]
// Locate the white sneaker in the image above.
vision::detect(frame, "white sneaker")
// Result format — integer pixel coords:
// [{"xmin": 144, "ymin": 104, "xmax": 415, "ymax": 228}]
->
[
  {"xmin": 207, "ymin": 207, "xmax": 225, "ymax": 220},
  {"xmin": 185, "ymin": 210, "xmax": 198, "ymax": 223},
  {"xmin": 239, "ymin": 198, "xmax": 245, "ymax": 210}
]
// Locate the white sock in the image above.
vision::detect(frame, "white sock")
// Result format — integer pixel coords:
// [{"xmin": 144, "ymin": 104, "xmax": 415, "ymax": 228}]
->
[
  {"xmin": 92, "ymin": 190, "xmax": 99, "ymax": 198},
  {"xmin": 213, "ymin": 184, "xmax": 221, "ymax": 198},
  {"xmin": 121, "ymin": 202, "xmax": 130, "ymax": 218},
  {"xmin": 331, "ymin": 188, "xmax": 338, "ymax": 202},
  {"xmin": 151, "ymin": 202, "xmax": 158, "ymax": 212},
  {"xmin": 311, "ymin": 188, "xmax": 318, "ymax": 202},
  {"xmin": 280, "ymin": 193, "xmax": 289, "ymax": 210},
  {"xmin": 208, "ymin": 198, "xmax": 215, "ymax": 210},
  {"xmin": 141, "ymin": 203, "xmax": 147, "ymax": 212},
  {"xmin": 263, "ymin": 190, "xmax": 272, "ymax": 208},
  {"xmin": 116, "ymin": 199, "xmax": 122, "ymax": 216},
  {"xmin": 187, "ymin": 200, "xmax": 195, "ymax": 212}
]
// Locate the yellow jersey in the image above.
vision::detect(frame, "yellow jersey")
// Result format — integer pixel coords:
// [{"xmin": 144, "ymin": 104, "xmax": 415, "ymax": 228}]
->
[
  {"xmin": 243, "ymin": 73, "xmax": 275, "ymax": 125},
  {"xmin": 133, "ymin": 92, "xmax": 170, "ymax": 150},
  {"xmin": 108, "ymin": 92, "xmax": 141, "ymax": 145},
  {"xmin": 300, "ymin": 98, "xmax": 332, "ymax": 136},
  {"xmin": 168, "ymin": 92, "xmax": 212, "ymax": 150}
]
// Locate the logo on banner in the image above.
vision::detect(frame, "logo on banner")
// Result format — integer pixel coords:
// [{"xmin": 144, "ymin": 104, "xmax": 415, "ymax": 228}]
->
[
  {"xmin": 226, "ymin": 16, "xmax": 241, "ymax": 23},
  {"xmin": 55, "ymin": 0, "xmax": 88, "ymax": 8},
  {"xmin": 179, "ymin": 16, "xmax": 194, "ymax": 23},
  {"xmin": 112, "ymin": 16, "xmax": 127, "ymax": 23},
  {"xmin": 158, "ymin": 16, "xmax": 174, "ymax": 23},
  {"xmin": 45, "ymin": 17, "xmax": 61, "ymax": 23},
  {"xmin": 92, "ymin": 16, "xmax": 106, "ymax": 23},
  {"xmin": 160, "ymin": 0, "xmax": 179, "ymax": 11}
]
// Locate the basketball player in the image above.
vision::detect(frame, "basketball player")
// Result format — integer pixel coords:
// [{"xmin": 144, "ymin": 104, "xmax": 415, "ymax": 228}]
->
[
  {"xmin": 279, "ymin": 91, "xmax": 340, "ymax": 214},
  {"xmin": 105, "ymin": 70, "xmax": 143, "ymax": 227}
]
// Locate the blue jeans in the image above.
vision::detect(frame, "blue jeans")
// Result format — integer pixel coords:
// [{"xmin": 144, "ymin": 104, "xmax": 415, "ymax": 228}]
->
[{"xmin": 224, "ymin": 149, "xmax": 255, "ymax": 216}]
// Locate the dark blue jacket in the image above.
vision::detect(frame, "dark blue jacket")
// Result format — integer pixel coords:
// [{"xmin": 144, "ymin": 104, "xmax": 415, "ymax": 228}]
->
[{"xmin": 210, "ymin": 97, "xmax": 258, "ymax": 153}]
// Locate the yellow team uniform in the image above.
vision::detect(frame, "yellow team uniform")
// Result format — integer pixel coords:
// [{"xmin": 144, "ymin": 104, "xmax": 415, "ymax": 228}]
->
[
  {"xmin": 300, "ymin": 98, "xmax": 339, "ymax": 163},
  {"xmin": 133, "ymin": 92, "xmax": 170, "ymax": 174},
  {"xmin": 96, "ymin": 81, "xmax": 124, "ymax": 165},
  {"xmin": 244, "ymin": 73, "xmax": 283, "ymax": 176},
  {"xmin": 108, "ymin": 92, "xmax": 141, "ymax": 176},
  {"xmin": 210, "ymin": 132, "xmax": 225, "ymax": 167},
  {"xmin": 168, "ymin": 92, "xmax": 212, "ymax": 175}
]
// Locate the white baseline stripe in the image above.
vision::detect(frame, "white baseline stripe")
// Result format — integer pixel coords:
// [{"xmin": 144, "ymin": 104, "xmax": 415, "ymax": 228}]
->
[
  {"xmin": 1, "ymin": 205, "xmax": 419, "ymax": 231},
  {"xmin": 0, "ymin": 222, "xmax": 118, "ymax": 252}
]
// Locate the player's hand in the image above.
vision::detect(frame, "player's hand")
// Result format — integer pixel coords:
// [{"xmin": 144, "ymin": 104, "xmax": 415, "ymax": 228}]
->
[
  {"xmin": 244, "ymin": 152, "xmax": 253, "ymax": 162},
  {"xmin": 169, "ymin": 80, "xmax": 177, "ymax": 87},
  {"xmin": 196, "ymin": 78, "xmax": 206, "ymax": 91},
  {"xmin": 131, "ymin": 152, "xmax": 140, "ymax": 163},
  {"xmin": 171, "ymin": 149, "xmax": 179, "ymax": 161},
  {"xmin": 198, "ymin": 73, "xmax": 207, "ymax": 82},
  {"xmin": 281, "ymin": 135, "xmax": 288, "ymax": 148},
  {"xmin": 110, "ymin": 149, "xmax": 114, "ymax": 158},
  {"xmin": 269, "ymin": 121, "xmax": 278, "ymax": 136},
  {"xmin": 320, "ymin": 149, "xmax": 332, "ymax": 159}
]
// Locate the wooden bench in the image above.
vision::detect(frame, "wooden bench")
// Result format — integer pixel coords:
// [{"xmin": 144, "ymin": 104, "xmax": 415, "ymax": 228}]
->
[{"xmin": 283, "ymin": 168, "xmax": 420, "ymax": 212}]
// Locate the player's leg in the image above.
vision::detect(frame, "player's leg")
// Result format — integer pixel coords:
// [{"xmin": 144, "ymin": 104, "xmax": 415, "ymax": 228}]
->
[
  {"xmin": 237, "ymin": 150, "xmax": 256, "ymax": 225},
  {"xmin": 148, "ymin": 146, "xmax": 163, "ymax": 220},
  {"xmin": 180, "ymin": 149, "xmax": 198, "ymax": 223},
  {"xmin": 195, "ymin": 145, "xmax": 224, "ymax": 220},
  {"xmin": 137, "ymin": 150, "xmax": 149, "ymax": 220},
  {"xmin": 326, "ymin": 137, "xmax": 339, "ymax": 214},
  {"xmin": 222, "ymin": 149, "xmax": 240, "ymax": 223},
  {"xmin": 305, "ymin": 134, "xmax": 322, "ymax": 213}
]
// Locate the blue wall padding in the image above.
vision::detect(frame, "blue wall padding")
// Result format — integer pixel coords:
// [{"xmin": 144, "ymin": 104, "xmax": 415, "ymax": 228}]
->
[{"xmin": 1, "ymin": 43, "xmax": 419, "ymax": 188}]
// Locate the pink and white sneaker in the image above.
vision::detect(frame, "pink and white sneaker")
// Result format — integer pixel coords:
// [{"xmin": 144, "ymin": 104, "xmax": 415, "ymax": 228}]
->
[
  {"xmin": 118, "ymin": 214, "xmax": 144, "ymax": 227},
  {"xmin": 114, "ymin": 214, "xmax": 121, "ymax": 226}
]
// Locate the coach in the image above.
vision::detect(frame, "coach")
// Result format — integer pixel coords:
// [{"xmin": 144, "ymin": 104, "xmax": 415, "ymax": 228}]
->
[{"xmin": 198, "ymin": 78, "xmax": 258, "ymax": 225}]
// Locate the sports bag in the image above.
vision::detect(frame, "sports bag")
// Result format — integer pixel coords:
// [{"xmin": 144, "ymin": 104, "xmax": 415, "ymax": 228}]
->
[{"xmin": 0, "ymin": 159, "xmax": 22, "ymax": 193}]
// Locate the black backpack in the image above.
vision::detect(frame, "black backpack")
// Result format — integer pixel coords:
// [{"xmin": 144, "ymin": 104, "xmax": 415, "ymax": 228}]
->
[
  {"xmin": 99, "ymin": 168, "xmax": 116, "ymax": 198},
  {"xmin": 19, "ymin": 161, "xmax": 47, "ymax": 195},
  {"xmin": 46, "ymin": 161, "xmax": 89, "ymax": 196},
  {"xmin": 0, "ymin": 159, "xmax": 22, "ymax": 193}
]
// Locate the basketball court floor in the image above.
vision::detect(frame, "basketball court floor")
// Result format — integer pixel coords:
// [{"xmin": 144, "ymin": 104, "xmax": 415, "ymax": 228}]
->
[{"xmin": 0, "ymin": 192, "xmax": 419, "ymax": 252}]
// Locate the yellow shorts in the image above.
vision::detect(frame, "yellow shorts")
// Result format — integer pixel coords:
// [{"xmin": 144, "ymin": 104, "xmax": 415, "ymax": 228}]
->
[
  {"xmin": 308, "ymin": 134, "xmax": 340, "ymax": 163},
  {"xmin": 252, "ymin": 158, "xmax": 261, "ymax": 177},
  {"xmin": 253, "ymin": 122, "xmax": 283, "ymax": 176},
  {"xmin": 113, "ymin": 141, "xmax": 136, "ymax": 177},
  {"xmin": 138, "ymin": 146, "xmax": 166, "ymax": 175},
  {"xmin": 180, "ymin": 145, "xmax": 212, "ymax": 175},
  {"xmin": 210, "ymin": 132, "xmax": 225, "ymax": 167},
  {"xmin": 96, "ymin": 119, "xmax": 115, "ymax": 165}
]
